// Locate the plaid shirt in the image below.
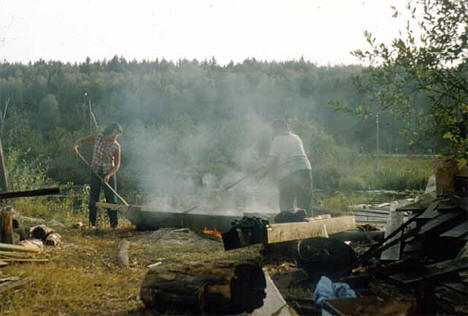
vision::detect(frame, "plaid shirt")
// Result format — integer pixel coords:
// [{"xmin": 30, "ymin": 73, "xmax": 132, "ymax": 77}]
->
[{"xmin": 91, "ymin": 134, "xmax": 120, "ymax": 174}]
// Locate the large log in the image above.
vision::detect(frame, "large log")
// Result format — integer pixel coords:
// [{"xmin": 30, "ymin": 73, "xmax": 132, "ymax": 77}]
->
[
  {"xmin": 30, "ymin": 225, "xmax": 55, "ymax": 240},
  {"xmin": 140, "ymin": 258, "xmax": 266, "ymax": 314}
]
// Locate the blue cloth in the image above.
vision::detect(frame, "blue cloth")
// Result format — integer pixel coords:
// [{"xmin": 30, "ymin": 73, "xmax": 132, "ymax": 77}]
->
[{"xmin": 313, "ymin": 276, "xmax": 357, "ymax": 306}]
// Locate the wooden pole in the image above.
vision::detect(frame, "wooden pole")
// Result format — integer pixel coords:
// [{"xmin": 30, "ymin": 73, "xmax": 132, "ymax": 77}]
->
[
  {"xmin": 0, "ymin": 138, "xmax": 9, "ymax": 192},
  {"xmin": 1, "ymin": 207, "xmax": 13, "ymax": 244}
]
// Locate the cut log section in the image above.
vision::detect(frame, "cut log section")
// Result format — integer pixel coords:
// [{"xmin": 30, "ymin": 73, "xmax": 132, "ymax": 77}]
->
[
  {"xmin": 140, "ymin": 258, "xmax": 266, "ymax": 314},
  {"xmin": 45, "ymin": 233, "xmax": 62, "ymax": 246},
  {"xmin": 30, "ymin": 225, "xmax": 55, "ymax": 240}
]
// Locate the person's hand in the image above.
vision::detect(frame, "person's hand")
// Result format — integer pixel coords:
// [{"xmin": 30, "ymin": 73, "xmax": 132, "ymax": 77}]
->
[{"xmin": 104, "ymin": 175, "xmax": 111, "ymax": 183}]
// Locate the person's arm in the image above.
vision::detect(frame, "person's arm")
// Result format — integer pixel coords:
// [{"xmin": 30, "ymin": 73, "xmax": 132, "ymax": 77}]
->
[
  {"xmin": 104, "ymin": 145, "xmax": 121, "ymax": 182},
  {"xmin": 73, "ymin": 135, "xmax": 96, "ymax": 154}
]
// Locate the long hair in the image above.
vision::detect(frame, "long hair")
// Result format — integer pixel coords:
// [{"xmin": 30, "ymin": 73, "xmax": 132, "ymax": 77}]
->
[{"xmin": 103, "ymin": 123, "xmax": 123, "ymax": 136}]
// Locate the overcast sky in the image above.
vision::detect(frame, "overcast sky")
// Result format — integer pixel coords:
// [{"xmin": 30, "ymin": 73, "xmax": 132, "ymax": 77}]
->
[{"xmin": 0, "ymin": 0, "xmax": 409, "ymax": 65}]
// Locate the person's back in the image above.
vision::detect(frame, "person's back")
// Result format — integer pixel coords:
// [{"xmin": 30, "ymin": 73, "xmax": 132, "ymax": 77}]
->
[{"xmin": 270, "ymin": 131, "xmax": 311, "ymax": 181}]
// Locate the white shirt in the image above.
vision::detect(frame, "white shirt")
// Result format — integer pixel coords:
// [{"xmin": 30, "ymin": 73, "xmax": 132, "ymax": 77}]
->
[{"xmin": 269, "ymin": 132, "xmax": 312, "ymax": 180}]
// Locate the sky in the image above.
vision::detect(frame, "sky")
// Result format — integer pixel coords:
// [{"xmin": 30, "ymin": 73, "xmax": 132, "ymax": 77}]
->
[{"xmin": 0, "ymin": 0, "xmax": 409, "ymax": 66}]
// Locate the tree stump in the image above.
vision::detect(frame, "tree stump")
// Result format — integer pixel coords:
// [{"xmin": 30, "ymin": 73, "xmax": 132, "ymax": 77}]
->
[{"xmin": 140, "ymin": 258, "xmax": 266, "ymax": 314}]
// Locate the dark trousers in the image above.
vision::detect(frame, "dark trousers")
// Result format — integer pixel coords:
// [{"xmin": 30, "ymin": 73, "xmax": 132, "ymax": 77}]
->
[
  {"xmin": 279, "ymin": 169, "xmax": 312, "ymax": 212},
  {"xmin": 88, "ymin": 168, "xmax": 118, "ymax": 227}
]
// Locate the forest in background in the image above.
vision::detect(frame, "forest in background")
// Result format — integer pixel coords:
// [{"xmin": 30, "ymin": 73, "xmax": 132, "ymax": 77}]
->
[{"xmin": 0, "ymin": 58, "xmax": 438, "ymax": 196}]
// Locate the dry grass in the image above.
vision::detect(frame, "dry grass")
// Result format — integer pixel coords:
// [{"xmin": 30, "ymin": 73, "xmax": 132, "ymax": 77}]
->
[{"xmin": 0, "ymin": 199, "xmax": 260, "ymax": 315}]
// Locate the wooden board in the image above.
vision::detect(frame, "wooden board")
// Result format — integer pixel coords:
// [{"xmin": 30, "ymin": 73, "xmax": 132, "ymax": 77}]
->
[
  {"xmin": 389, "ymin": 257, "xmax": 468, "ymax": 285},
  {"xmin": 417, "ymin": 201, "xmax": 441, "ymax": 219},
  {"xmin": 381, "ymin": 204, "xmax": 403, "ymax": 261},
  {"xmin": 249, "ymin": 269, "xmax": 298, "ymax": 316},
  {"xmin": 440, "ymin": 221, "xmax": 468, "ymax": 238},
  {"xmin": 418, "ymin": 211, "xmax": 466, "ymax": 235},
  {"xmin": 266, "ymin": 216, "xmax": 355, "ymax": 244}
]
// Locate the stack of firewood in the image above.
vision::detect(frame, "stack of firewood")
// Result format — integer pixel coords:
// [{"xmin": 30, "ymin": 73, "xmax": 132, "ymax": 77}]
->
[{"xmin": 0, "ymin": 206, "xmax": 61, "ymax": 267}]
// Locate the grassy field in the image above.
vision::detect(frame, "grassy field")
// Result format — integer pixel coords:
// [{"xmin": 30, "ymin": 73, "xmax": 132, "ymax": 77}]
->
[{"xmin": 0, "ymin": 199, "xmax": 261, "ymax": 315}]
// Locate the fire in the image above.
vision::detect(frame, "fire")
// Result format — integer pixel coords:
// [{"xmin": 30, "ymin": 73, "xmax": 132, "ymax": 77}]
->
[{"xmin": 201, "ymin": 227, "xmax": 222, "ymax": 238}]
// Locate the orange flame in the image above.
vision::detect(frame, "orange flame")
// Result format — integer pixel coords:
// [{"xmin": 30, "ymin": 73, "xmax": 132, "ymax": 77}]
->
[{"xmin": 201, "ymin": 227, "xmax": 222, "ymax": 238}]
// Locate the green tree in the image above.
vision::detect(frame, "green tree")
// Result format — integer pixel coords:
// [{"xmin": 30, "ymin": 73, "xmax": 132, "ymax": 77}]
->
[
  {"xmin": 352, "ymin": 0, "xmax": 467, "ymax": 163},
  {"xmin": 38, "ymin": 93, "xmax": 60, "ymax": 129}
]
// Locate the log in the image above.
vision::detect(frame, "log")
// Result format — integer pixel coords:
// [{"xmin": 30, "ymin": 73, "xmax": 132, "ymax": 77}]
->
[
  {"xmin": 0, "ymin": 260, "xmax": 7, "ymax": 267},
  {"xmin": 45, "ymin": 233, "xmax": 62, "ymax": 246},
  {"xmin": 1, "ymin": 207, "xmax": 13, "ymax": 244},
  {"xmin": 16, "ymin": 239, "xmax": 43, "ymax": 251},
  {"xmin": 140, "ymin": 258, "xmax": 266, "ymax": 314},
  {"xmin": 264, "ymin": 237, "xmax": 357, "ymax": 279},
  {"xmin": 117, "ymin": 239, "xmax": 129, "ymax": 267},
  {"xmin": 30, "ymin": 225, "xmax": 55, "ymax": 240}
]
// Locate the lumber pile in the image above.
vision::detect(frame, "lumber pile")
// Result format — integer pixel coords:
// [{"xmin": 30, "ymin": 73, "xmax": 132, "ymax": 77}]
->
[
  {"xmin": 0, "ymin": 207, "xmax": 60, "ymax": 267},
  {"xmin": 349, "ymin": 176, "xmax": 468, "ymax": 314}
]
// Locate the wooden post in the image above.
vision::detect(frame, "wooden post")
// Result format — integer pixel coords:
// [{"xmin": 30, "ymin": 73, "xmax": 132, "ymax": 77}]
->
[
  {"xmin": 1, "ymin": 207, "xmax": 13, "ymax": 244},
  {"xmin": 0, "ymin": 138, "xmax": 9, "ymax": 192}
]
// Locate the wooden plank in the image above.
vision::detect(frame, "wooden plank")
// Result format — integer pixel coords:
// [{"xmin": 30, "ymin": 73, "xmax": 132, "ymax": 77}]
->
[
  {"xmin": 440, "ymin": 221, "xmax": 468, "ymax": 238},
  {"xmin": 354, "ymin": 212, "xmax": 389, "ymax": 218},
  {"xmin": 418, "ymin": 211, "xmax": 466, "ymax": 235},
  {"xmin": 381, "ymin": 204, "xmax": 403, "ymax": 261},
  {"xmin": 352, "ymin": 209, "xmax": 390, "ymax": 215},
  {"xmin": 266, "ymin": 216, "xmax": 355, "ymax": 244},
  {"xmin": 417, "ymin": 201, "xmax": 441, "ymax": 219},
  {"xmin": 389, "ymin": 257, "xmax": 468, "ymax": 285},
  {"xmin": 439, "ymin": 282, "xmax": 468, "ymax": 295},
  {"xmin": 250, "ymin": 269, "xmax": 298, "ymax": 316}
]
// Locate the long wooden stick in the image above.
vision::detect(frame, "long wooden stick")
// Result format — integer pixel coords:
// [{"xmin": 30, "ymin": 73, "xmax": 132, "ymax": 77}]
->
[
  {"xmin": 0, "ymin": 242, "xmax": 41, "ymax": 253},
  {"xmin": 76, "ymin": 151, "xmax": 129, "ymax": 206},
  {"xmin": 0, "ymin": 258, "xmax": 48, "ymax": 262},
  {"xmin": 0, "ymin": 187, "xmax": 59, "ymax": 200}
]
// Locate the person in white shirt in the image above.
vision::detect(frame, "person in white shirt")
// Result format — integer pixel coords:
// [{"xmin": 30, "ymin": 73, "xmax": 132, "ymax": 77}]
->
[{"xmin": 258, "ymin": 119, "xmax": 313, "ymax": 213}]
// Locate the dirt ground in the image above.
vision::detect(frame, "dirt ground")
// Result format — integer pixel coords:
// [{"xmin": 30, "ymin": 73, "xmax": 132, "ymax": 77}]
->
[{"xmin": 0, "ymin": 224, "xmax": 259, "ymax": 315}]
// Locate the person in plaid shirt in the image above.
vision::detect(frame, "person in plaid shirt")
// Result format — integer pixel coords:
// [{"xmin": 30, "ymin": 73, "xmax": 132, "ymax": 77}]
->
[{"xmin": 74, "ymin": 123, "xmax": 123, "ymax": 229}]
